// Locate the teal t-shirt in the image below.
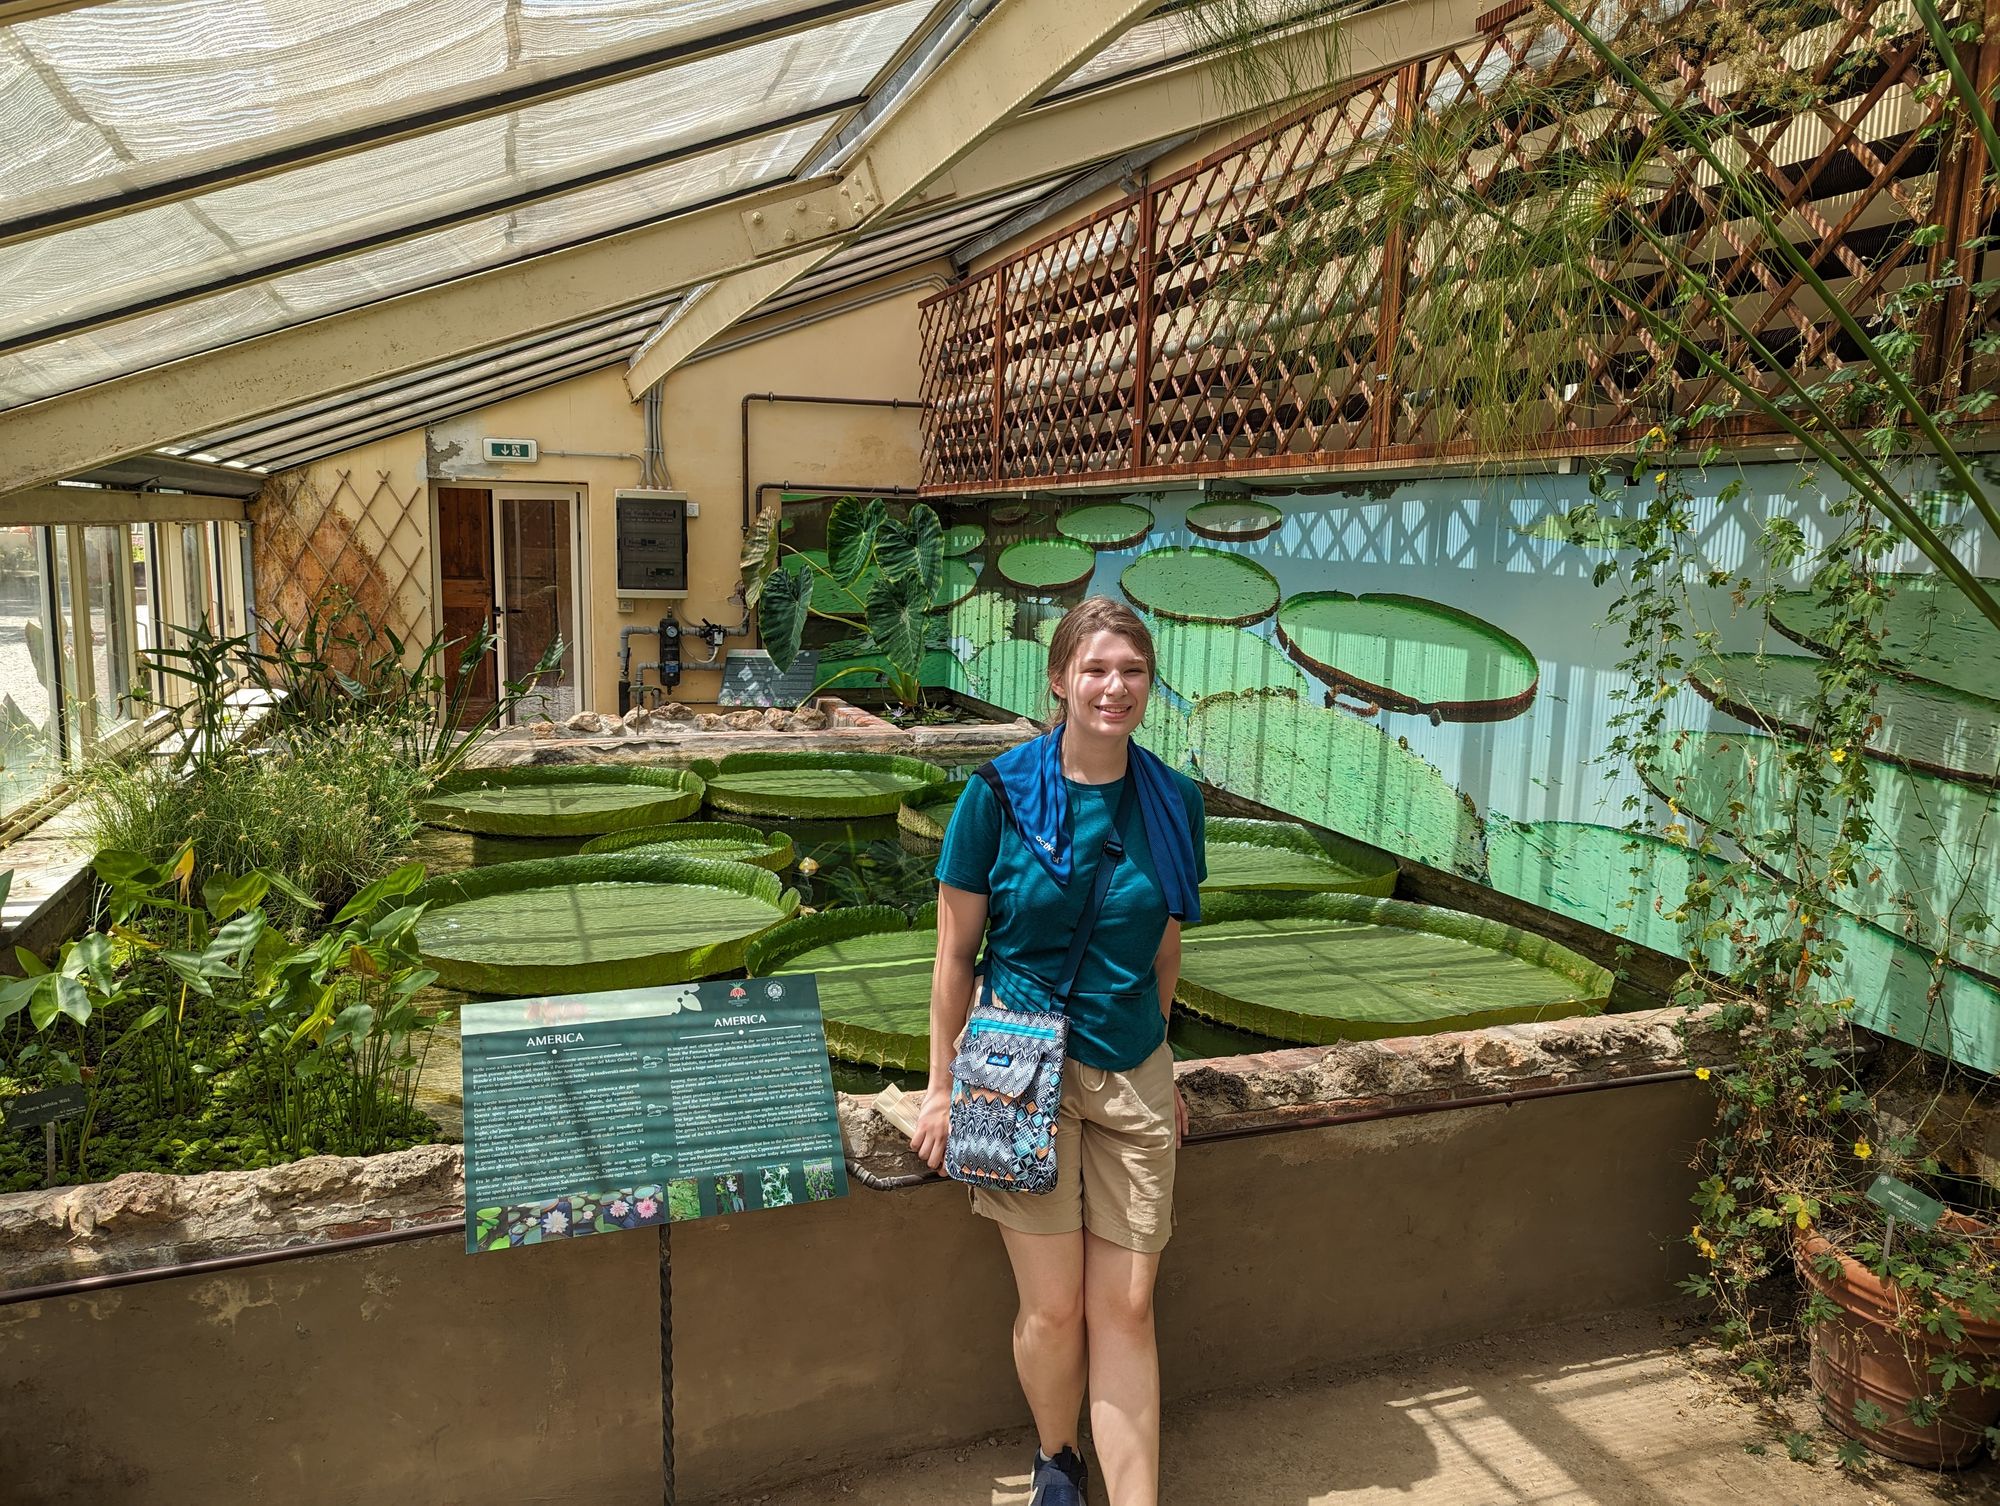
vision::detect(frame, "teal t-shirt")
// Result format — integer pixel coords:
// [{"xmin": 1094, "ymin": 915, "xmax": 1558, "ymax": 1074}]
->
[{"xmin": 933, "ymin": 769, "xmax": 1206, "ymax": 1071}]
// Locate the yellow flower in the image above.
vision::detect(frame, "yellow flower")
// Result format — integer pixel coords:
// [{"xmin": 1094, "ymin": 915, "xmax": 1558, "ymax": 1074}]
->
[
  {"xmin": 1654, "ymin": 471, "xmax": 1668, "ymax": 486},
  {"xmin": 1695, "ymin": 1066, "xmax": 1710, "ymax": 1080},
  {"xmin": 1830, "ymin": 747, "xmax": 1847, "ymax": 764},
  {"xmin": 1854, "ymin": 1139, "xmax": 1872, "ymax": 1159},
  {"xmin": 1645, "ymin": 426, "xmax": 1667, "ymax": 444}
]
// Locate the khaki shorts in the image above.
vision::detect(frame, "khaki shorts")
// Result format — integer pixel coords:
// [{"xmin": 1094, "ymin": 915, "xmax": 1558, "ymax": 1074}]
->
[{"xmin": 968, "ymin": 1041, "xmax": 1177, "ymax": 1253}]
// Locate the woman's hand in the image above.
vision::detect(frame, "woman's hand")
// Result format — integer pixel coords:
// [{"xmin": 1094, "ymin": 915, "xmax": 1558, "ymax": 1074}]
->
[
  {"xmin": 1173, "ymin": 1081, "xmax": 1188, "ymax": 1149},
  {"xmin": 911, "ymin": 1085, "xmax": 952, "ymax": 1170}
]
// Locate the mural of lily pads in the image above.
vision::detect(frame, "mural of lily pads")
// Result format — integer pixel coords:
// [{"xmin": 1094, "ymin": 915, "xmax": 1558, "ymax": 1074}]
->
[
  {"xmin": 581, "ymin": 820, "xmax": 794, "ymax": 870},
  {"xmin": 950, "ymin": 591, "xmax": 1017, "ymax": 656},
  {"xmin": 1151, "ymin": 618, "xmax": 1310, "ymax": 704},
  {"xmin": 1511, "ymin": 504, "xmax": 1646, "ymax": 551},
  {"xmin": 697, "ymin": 751, "xmax": 947, "ymax": 818},
  {"xmin": 1769, "ymin": 573, "xmax": 2000, "ymax": 701},
  {"xmin": 968, "ymin": 636, "xmax": 1051, "ymax": 720},
  {"xmin": 794, "ymin": 549, "xmax": 877, "ymax": 616},
  {"xmin": 1191, "ymin": 689, "xmax": 1486, "ymax": 877},
  {"xmin": 1646, "ymin": 730, "xmax": 2000, "ymax": 979},
  {"xmin": 1275, "ymin": 591, "xmax": 1539, "ymax": 722},
  {"xmin": 1203, "ymin": 817, "xmax": 1398, "ymax": 897},
  {"xmin": 414, "ymin": 853, "xmax": 798, "ymax": 995},
  {"xmin": 1687, "ymin": 653, "xmax": 2000, "ymax": 786},
  {"xmin": 1186, "ymin": 498, "xmax": 1283, "ymax": 542},
  {"xmin": 1056, "ymin": 500, "xmax": 1154, "ymax": 550},
  {"xmin": 1121, "ymin": 546, "xmax": 1281, "ymax": 626},
  {"xmin": 990, "ymin": 503, "xmax": 1031, "ymax": 525},
  {"xmin": 418, "ymin": 766, "xmax": 704, "ymax": 837},
  {"xmin": 897, "ymin": 779, "xmax": 967, "ymax": 852},
  {"xmin": 1133, "ymin": 685, "xmax": 1194, "ymax": 773},
  {"xmin": 747, "ymin": 907, "xmax": 934, "ymax": 1070},
  {"xmin": 1175, "ymin": 891, "xmax": 1609, "ymax": 1043},
  {"xmin": 931, "ymin": 557, "xmax": 980, "ymax": 611},
  {"xmin": 998, "ymin": 537, "xmax": 1098, "ymax": 592},
  {"xmin": 941, "ymin": 522, "xmax": 986, "ymax": 557}
]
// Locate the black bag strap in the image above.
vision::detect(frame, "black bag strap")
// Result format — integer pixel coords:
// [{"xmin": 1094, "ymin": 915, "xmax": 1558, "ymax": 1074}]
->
[{"xmin": 974, "ymin": 761, "xmax": 1136, "ymax": 1013}]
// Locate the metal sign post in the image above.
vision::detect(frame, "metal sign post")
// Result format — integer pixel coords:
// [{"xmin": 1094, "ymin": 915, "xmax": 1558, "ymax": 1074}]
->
[{"xmin": 661, "ymin": 1221, "xmax": 675, "ymax": 1506}]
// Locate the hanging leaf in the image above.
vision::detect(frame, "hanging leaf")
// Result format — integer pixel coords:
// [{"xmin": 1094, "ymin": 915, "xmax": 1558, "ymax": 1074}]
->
[
  {"xmin": 867, "ymin": 570, "xmax": 927, "ymax": 680},
  {"xmin": 757, "ymin": 559, "xmax": 814, "ymax": 672},
  {"xmin": 203, "ymin": 871, "xmax": 272, "ymax": 921},
  {"xmin": 827, "ymin": 497, "xmax": 887, "ymax": 584},
  {"xmin": 877, "ymin": 506, "xmax": 944, "ymax": 599},
  {"xmin": 738, "ymin": 507, "xmax": 782, "ymax": 612}
]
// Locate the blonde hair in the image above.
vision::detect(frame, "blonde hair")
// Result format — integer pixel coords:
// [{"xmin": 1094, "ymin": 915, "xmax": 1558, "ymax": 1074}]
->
[{"xmin": 1044, "ymin": 596, "xmax": 1156, "ymax": 724}]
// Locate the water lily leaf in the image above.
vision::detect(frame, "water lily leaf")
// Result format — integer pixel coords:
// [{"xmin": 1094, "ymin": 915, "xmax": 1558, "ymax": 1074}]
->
[
  {"xmin": 419, "ymin": 766, "xmax": 705, "ymax": 838},
  {"xmin": 747, "ymin": 907, "xmax": 932, "ymax": 1070},
  {"xmin": 700, "ymin": 752, "xmax": 946, "ymax": 819},
  {"xmin": 758, "ymin": 559, "xmax": 813, "ymax": 672}
]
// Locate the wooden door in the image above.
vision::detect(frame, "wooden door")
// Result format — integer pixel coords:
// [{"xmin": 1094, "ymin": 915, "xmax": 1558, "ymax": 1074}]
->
[{"xmin": 436, "ymin": 486, "xmax": 496, "ymax": 715}]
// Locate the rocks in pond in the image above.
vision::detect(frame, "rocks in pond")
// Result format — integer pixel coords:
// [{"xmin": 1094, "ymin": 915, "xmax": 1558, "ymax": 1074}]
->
[
  {"xmin": 528, "ymin": 720, "xmax": 558, "ymax": 740},
  {"xmin": 563, "ymin": 711, "xmax": 620, "ymax": 736},
  {"xmin": 762, "ymin": 707, "xmax": 791, "ymax": 731},
  {"xmin": 722, "ymin": 710, "xmax": 768, "ymax": 732},
  {"xmin": 787, "ymin": 704, "xmax": 830, "ymax": 731},
  {"xmin": 657, "ymin": 701, "xmax": 696, "ymax": 722},
  {"xmin": 695, "ymin": 713, "xmax": 725, "ymax": 731}
]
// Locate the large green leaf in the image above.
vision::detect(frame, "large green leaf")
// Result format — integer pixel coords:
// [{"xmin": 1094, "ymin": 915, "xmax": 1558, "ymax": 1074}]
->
[
  {"xmin": 1176, "ymin": 891, "xmax": 1610, "ymax": 1043},
  {"xmin": 702, "ymin": 751, "xmax": 947, "ymax": 818},
  {"xmin": 739, "ymin": 508, "xmax": 781, "ymax": 612},
  {"xmin": 414, "ymin": 852, "xmax": 798, "ymax": 995},
  {"xmin": 418, "ymin": 766, "xmax": 704, "ymax": 837},
  {"xmin": 758, "ymin": 559, "xmax": 814, "ymax": 672},
  {"xmin": 877, "ymin": 505, "xmax": 944, "ymax": 599},
  {"xmin": 827, "ymin": 496, "xmax": 887, "ymax": 584},
  {"xmin": 747, "ymin": 907, "xmax": 934, "ymax": 1070},
  {"xmin": 867, "ymin": 570, "xmax": 928, "ymax": 679},
  {"xmin": 896, "ymin": 779, "xmax": 968, "ymax": 852},
  {"xmin": 581, "ymin": 820, "xmax": 794, "ymax": 870},
  {"xmin": 1202, "ymin": 817, "xmax": 1398, "ymax": 896}
]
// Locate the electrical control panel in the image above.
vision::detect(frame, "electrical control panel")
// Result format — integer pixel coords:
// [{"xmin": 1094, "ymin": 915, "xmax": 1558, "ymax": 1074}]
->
[{"xmin": 614, "ymin": 489, "xmax": 689, "ymax": 596}]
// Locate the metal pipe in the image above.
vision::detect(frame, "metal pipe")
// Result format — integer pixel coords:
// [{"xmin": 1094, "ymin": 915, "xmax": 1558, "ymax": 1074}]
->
[{"xmin": 739, "ymin": 392, "xmax": 922, "ymax": 533}]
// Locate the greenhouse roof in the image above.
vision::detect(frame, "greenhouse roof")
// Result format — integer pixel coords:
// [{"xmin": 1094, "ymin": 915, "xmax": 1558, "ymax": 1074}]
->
[{"xmin": 0, "ymin": 0, "xmax": 1379, "ymax": 492}]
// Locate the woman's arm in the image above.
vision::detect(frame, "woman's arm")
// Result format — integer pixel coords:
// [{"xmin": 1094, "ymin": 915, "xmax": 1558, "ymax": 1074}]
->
[
  {"xmin": 1155, "ymin": 918, "xmax": 1188, "ymax": 1147},
  {"xmin": 911, "ymin": 882, "xmax": 988, "ymax": 1169}
]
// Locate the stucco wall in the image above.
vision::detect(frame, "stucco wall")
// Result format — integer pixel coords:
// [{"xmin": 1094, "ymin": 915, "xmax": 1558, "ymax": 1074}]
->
[{"xmin": 0, "ymin": 1078, "xmax": 1706, "ymax": 1505}]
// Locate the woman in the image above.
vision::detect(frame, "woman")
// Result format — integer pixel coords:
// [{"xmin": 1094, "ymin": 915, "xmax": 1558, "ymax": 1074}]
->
[{"xmin": 912, "ymin": 595, "xmax": 1205, "ymax": 1506}]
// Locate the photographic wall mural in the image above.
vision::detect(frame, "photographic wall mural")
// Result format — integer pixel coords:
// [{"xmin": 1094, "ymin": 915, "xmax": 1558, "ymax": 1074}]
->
[{"xmin": 907, "ymin": 465, "xmax": 2000, "ymax": 1074}]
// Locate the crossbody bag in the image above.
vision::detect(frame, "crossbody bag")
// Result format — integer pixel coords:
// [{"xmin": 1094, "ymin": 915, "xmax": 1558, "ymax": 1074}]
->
[{"xmin": 942, "ymin": 773, "xmax": 1136, "ymax": 1195}]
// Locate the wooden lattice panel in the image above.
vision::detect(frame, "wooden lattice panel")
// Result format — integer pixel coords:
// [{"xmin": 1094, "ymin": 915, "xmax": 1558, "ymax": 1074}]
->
[
  {"xmin": 918, "ymin": 0, "xmax": 1991, "ymax": 492},
  {"xmin": 252, "ymin": 467, "xmax": 432, "ymax": 671}
]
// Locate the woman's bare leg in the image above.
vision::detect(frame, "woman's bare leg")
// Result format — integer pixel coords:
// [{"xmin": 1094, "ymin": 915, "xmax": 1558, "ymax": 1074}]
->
[
  {"xmin": 1082, "ymin": 1230, "xmax": 1162, "ymax": 1506},
  {"xmin": 998, "ymin": 1224, "xmax": 1089, "ymax": 1457}
]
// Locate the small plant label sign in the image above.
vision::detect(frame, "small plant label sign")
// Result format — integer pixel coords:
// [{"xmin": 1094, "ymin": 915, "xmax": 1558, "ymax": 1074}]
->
[
  {"xmin": 1864, "ymin": 1173, "xmax": 1944, "ymax": 1231},
  {"xmin": 460, "ymin": 977, "xmax": 847, "ymax": 1254},
  {"xmin": 1, "ymin": 1084, "xmax": 85, "ymax": 1130}
]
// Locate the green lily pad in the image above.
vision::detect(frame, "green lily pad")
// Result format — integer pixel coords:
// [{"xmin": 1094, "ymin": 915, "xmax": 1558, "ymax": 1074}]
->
[
  {"xmin": 1133, "ymin": 685, "xmax": 1194, "ymax": 773},
  {"xmin": 897, "ymin": 779, "xmax": 967, "ymax": 852},
  {"xmin": 1186, "ymin": 498, "xmax": 1282, "ymax": 542},
  {"xmin": 1176, "ymin": 891, "xmax": 1610, "ymax": 1043},
  {"xmin": 1121, "ymin": 546, "xmax": 1280, "ymax": 626},
  {"xmin": 931, "ymin": 557, "xmax": 980, "ymax": 611},
  {"xmin": 418, "ymin": 766, "xmax": 704, "ymax": 837},
  {"xmin": 580, "ymin": 820, "xmax": 794, "ymax": 870},
  {"xmin": 1191, "ymin": 689, "xmax": 1486, "ymax": 877},
  {"xmin": 942, "ymin": 522, "xmax": 986, "ymax": 556},
  {"xmin": 697, "ymin": 751, "xmax": 947, "ymax": 818},
  {"xmin": 1646, "ymin": 730, "xmax": 2000, "ymax": 979},
  {"xmin": 1203, "ymin": 817, "xmax": 1398, "ymax": 896},
  {"xmin": 967, "ymin": 636, "xmax": 1051, "ymax": 720},
  {"xmin": 997, "ymin": 537, "xmax": 1098, "ymax": 592},
  {"xmin": 414, "ymin": 853, "xmax": 798, "ymax": 995},
  {"xmin": 1151, "ymin": 619, "xmax": 1310, "ymax": 703},
  {"xmin": 1275, "ymin": 591, "xmax": 1538, "ymax": 721},
  {"xmin": 949, "ymin": 591, "xmax": 1017, "ymax": 656},
  {"xmin": 990, "ymin": 503, "xmax": 1031, "ymax": 525},
  {"xmin": 1770, "ymin": 573, "xmax": 2000, "ymax": 702},
  {"xmin": 1688, "ymin": 652, "xmax": 2000, "ymax": 786},
  {"xmin": 747, "ymin": 907, "xmax": 935, "ymax": 1071},
  {"xmin": 1056, "ymin": 501, "xmax": 1155, "ymax": 550}
]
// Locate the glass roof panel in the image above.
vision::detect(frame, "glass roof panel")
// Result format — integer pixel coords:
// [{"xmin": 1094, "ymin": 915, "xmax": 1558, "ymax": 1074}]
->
[
  {"xmin": 0, "ymin": 0, "xmax": 935, "ymax": 343},
  {"xmin": 0, "ymin": 0, "xmax": 887, "ymax": 217},
  {"xmin": 0, "ymin": 118, "xmax": 826, "ymax": 410}
]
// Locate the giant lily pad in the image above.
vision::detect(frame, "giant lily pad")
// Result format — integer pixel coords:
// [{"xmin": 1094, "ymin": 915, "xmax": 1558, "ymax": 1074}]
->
[
  {"xmin": 1770, "ymin": 573, "xmax": 2000, "ymax": 702},
  {"xmin": 1152, "ymin": 619, "xmax": 1310, "ymax": 703},
  {"xmin": 414, "ymin": 853, "xmax": 798, "ymax": 995},
  {"xmin": 1276, "ymin": 591, "xmax": 1538, "ymax": 722},
  {"xmin": 998, "ymin": 537, "xmax": 1097, "ymax": 592},
  {"xmin": 942, "ymin": 522, "xmax": 986, "ymax": 557},
  {"xmin": 1057, "ymin": 501, "xmax": 1154, "ymax": 550},
  {"xmin": 418, "ymin": 765, "xmax": 704, "ymax": 837},
  {"xmin": 1121, "ymin": 546, "xmax": 1280, "ymax": 626},
  {"xmin": 950, "ymin": 591, "xmax": 1017, "ymax": 656},
  {"xmin": 968, "ymin": 636, "xmax": 1051, "ymax": 720},
  {"xmin": 1687, "ymin": 652, "xmax": 2000, "ymax": 786},
  {"xmin": 897, "ymin": 779, "xmax": 967, "ymax": 852},
  {"xmin": 1203, "ymin": 817, "xmax": 1398, "ymax": 897},
  {"xmin": 931, "ymin": 557, "xmax": 980, "ymax": 610},
  {"xmin": 1646, "ymin": 730, "xmax": 2000, "ymax": 979},
  {"xmin": 1186, "ymin": 498, "xmax": 1282, "ymax": 542},
  {"xmin": 696, "ymin": 751, "xmax": 947, "ymax": 818},
  {"xmin": 581, "ymin": 820, "xmax": 794, "ymax": 870},
  {"xmin": 747, "ymin": 907, "xmax": 935, "ymax": 1070},
  {"xmin": 1175, "ymin": 891, "xmax": 1610, "ymax": 1043},
  {"xmin": 1191, "ymin": 689, "xmax": 1486, "ymax": 877}
]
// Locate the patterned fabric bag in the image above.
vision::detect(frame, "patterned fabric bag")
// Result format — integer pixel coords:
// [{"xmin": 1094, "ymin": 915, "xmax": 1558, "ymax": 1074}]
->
[{"xmin": 943, "ymin": 774, "xmax": 1135, "ymax": 1194}]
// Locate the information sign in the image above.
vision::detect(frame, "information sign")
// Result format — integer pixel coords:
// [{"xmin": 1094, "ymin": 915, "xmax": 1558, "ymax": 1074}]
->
[
  {"xmin": 461, "ymin": 978, "xmax": 846, "ymax": 1255},
  {"xmin": 1865, "ymin": 1173, "xmax": 1945, "ymax": 1231},
  {"xmin": 2, "ymin": 1084, "xmax": 85, "ymax": 1130},
  {"xmin": 717, "ymin": 648, "xmax": 820, "ymax": 708}
]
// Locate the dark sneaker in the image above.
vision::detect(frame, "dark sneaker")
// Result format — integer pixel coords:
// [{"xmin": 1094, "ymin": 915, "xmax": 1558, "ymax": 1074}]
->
[{"xmin": 1029, "ymin": 1444, "xmax": 1088, "ymax": 1506}]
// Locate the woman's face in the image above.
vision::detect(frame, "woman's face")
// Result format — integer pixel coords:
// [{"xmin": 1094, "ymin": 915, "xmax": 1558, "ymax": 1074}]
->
[{"xmin": 1054, "ymin": 628, "xmax": 1150, "ymax": 739}]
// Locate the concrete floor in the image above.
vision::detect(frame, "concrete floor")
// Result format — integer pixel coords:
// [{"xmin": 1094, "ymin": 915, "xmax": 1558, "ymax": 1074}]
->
[{"xmin": 718, "ymin": 1311, "xmax": 2000, "ymax": 1506}]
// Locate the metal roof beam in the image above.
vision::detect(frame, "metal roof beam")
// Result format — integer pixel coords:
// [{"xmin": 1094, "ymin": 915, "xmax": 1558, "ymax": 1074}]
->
[
  {"xmin": 0, "ymin": 486, "xmax": 246, "ymax": 524},
  {"xmin": 0, "ymin": 0, "xmax": 1479, "ymax": 493}
]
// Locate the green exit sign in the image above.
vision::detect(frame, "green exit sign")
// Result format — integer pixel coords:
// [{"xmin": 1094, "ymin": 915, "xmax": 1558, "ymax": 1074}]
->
[{"xmin": 482, "ymin": 437, "xmax": 538, "ymax": 463}]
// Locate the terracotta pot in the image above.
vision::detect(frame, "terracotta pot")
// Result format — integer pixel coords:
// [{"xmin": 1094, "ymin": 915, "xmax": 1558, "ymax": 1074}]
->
[{"xmin": 1796, "ymin": 1217, "xmax": 2000, "ymax": 1468}]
